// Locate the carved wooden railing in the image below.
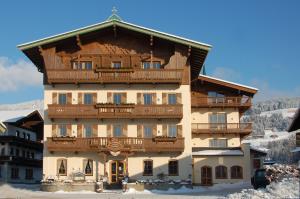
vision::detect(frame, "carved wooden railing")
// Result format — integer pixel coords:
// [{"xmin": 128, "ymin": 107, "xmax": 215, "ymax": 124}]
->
[
  {"xmin": 192, "ymin": 123, "xmax": 252, "ymax": 134},
  {"xmin": 47, "ymin": 104, "xmax": 183, "ymax": 119},
  {"xmin": 191, "ymin": 97, "xmax": 252, "ymax": 108},
  {"xmin": 46, "ymin": 69, "xmax": 183, "ymax": 84},
  {"xmin": 46, "ymin": 137, "xmax": 185, "ymax": 152}
]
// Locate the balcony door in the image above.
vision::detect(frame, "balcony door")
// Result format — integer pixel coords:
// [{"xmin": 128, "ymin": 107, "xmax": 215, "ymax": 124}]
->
[
  {"xmin": 110, "ymin": 161, "xmax": 124, "ymax": 184},
  {"xmin": 209, "ymin": 113, "xmax": 227, "ymax": 130},
  {"xmin": 201, "ymin": 166, "xmax": 212, "ymax": 185},
  {"xmin": 208, "ymin": 91, "xmax": 225, "ymax": 104}
]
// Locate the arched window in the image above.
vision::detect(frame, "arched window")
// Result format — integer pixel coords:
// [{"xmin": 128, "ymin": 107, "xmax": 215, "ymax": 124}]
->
[
  {"xmin": 231, "ymin": 166, "xmax": 243, "ymax": 179},
  {"xmin": 215, "ymin": 165, "xmax": 227, "ymax": 179},
  {"xmin": 84, "ymin": 159, "xmax": 93, "ymax": 176},
  {"xmin": 57, "ymin": 159, "xmax": 67, "ymax": 176}
]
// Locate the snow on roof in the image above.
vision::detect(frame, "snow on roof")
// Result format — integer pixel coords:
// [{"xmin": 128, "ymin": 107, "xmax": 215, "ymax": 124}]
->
[
  {"xmin": 4, "ymin": 116, "xmax": 26, "ymax": 123},
  {"xmin": 192, "ymin": 149, "xmax": 244, "ymax": 156},
  {"xmin": 250, "ymin": 146, "xmax": 268, "ymax": 154},
  {"xmin": 18, "ymin": 19, "xmax": 212, "ymax": 51},
  {"xmin": 199, "ymin": 74, "xmax": 259, "ymax": 92}
]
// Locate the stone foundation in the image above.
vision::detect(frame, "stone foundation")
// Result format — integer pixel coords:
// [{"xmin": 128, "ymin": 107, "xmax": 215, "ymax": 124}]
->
[
  {"xmin": 127, "ymin": 183, "xmax": 193, "ymax": 191},
  {"xmin": 41, "ymin": 183, "xmax": 96, "ymax": 192}
]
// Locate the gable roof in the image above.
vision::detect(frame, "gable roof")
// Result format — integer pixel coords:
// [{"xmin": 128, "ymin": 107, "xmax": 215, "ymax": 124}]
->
[
  {"xmin": 195, "ymin": 74, "xmax": 258, "ymax": 95},
  {"xmin": 17, "ymin": 19, "xmax": 212, "ymax": 51}
]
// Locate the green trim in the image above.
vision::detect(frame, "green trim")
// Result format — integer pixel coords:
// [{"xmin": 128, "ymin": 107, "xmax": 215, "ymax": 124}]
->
[{"xmin": 18, "ymin": 20, "xmax": 212, "ymax": 51}]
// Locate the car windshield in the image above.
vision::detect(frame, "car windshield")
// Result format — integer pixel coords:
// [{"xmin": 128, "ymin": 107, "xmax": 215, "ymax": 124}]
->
[{"xmin": 256, "ymin": 170, "xmax": 266, "ymax": 177}]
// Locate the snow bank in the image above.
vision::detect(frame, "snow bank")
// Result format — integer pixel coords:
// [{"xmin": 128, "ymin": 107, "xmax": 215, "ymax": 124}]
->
[{"xmin": 226, "ymin": 178, "xmax": 299, "ymax": 199}]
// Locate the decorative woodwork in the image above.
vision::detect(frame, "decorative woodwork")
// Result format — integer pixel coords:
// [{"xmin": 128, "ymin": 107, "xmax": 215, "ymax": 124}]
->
[
  {"xmin": 191, "ymin": 123, "xmax": 252, "ymax": 135},
  {"xmin": 47, "ymin": 104, "xmax": 183, "ymax": 119},
  {"xmin": 46, "ymin": 137, "xmax": 185, "ymax": 153}
]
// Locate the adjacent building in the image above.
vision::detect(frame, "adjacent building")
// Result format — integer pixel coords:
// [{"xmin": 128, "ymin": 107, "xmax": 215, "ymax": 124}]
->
[
  {"xmin": 288, "ymin": 108, "xmax": 300, "ymax": 168},
  {"xmin": 0, "ymin": 111, "xmax": 43, "ymax": 183},
  {"xmin": 18, "ymin": 13, "xmax": 257, "ymax": 187}
]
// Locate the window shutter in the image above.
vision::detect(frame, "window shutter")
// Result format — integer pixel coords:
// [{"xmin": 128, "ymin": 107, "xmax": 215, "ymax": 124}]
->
[
  {"xmin": 52, "ymin": 124, "xmax": 57, "ymax": 137},
  {"xmin": 77, "ymin": 124, "xmax": 83, "ymax": 138},
  {"xmin": 78, "ymin": 93, "xmax": 83, "ymax": 104},
  {"xmin": 152, "ymin": 125, "xmax": 157, "ymax": 137},
  {"xmin": 137, "ymin": 125, "xmax": 142, "ymax": 137},
  {"xmin": 137, "ymin": 93, "xmax": 142, "ymax": 104},
  {"xmin": 83, "ymin": 159, "xmax": 87, "ymax": 174},
  {"xmin": 52, "ymin": 93, "xmax": 57, "ymax": 104},
  {"xmin": 121, "ymin": 93, "xmax": 127, "ymax": 104},
  {"xmin": 162, "ymin": 93, "xmax": 167, "ymax": 104},
  {"xmin": 67, "ymin": 93, "xmax": 72, "ymax": 104},
  {"xmin": 67, "ymin": 124, "xmax": 72, "ymax": 137},
  {"xmin": 107, "ymin": 92, "xmax": 112, "ymax": 103},
  {"xmin": 92, "ymin": 124, "xmax": 98, "ymax": 137},
  {"xmin": 176, "ymin": 93, "xmax": 182, "ymax": 104},
  {"xmin": 122, "ymin": 125, "xmax": 128, "ymax": 137},
  {"xmin": 152, "ymin": 93, "xmax": 157, "ymax": 104},
  {"xmin": 57, "ymin": 159, "xmax": 61, "ymax": 175},
  {"xmin": 177, "ymin": 125, "xmax": 182, "ymax": 137},
  {"xmin": 92, "ymin": 93, "xmax": 97, "ymax": 104},
  {"xmin": 162, "ymin": 125, "xmax": 167, "ymax": 137},
  {"xmin": 107, "ymin": 125, "xmax": 112, "ymax": 137}
]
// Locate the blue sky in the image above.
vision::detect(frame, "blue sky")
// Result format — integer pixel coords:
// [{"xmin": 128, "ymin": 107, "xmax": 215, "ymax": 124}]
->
[{"xmin": 0, "ymin": 0, "xmax": 299, "ymax": 103}]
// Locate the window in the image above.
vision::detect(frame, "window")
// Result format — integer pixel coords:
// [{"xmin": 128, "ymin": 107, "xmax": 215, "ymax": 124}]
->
[
  {"xmin": 11, "ymin": 168, "xmax": 19, "ymax": 179},
  {"xmin": 31, "ymin": 152, "xmax": 35, "ymax": 159},
  {"xmin": 15, "ymin": 149, "xmax": 19, "ymax": 157},
  {"xmin": 168, "ymin": 94, "xmax": 177, "ymax": 105},
  {"xmin": 84, "ymin": 159, "xmax": 93, "ymax": 175},
  {"xmin": 57, "ymin": 159, "xmax": 67, "ymax": 175},
  {"xmin": 0, "ymin": 166, "xmax": 1, "ymax": 178},
  {"xmin": 113, "ymin": 93, "xmax": 122, "ymax": 105},
  {"xmin": 58, "ymin": 93, "xmax": 67, "ymax": 105},
  {"xmin": 143, "ymin": 126, "xmax": 152, "ymax": 138},
  {"xmin": 152, "ymin": 61, "xmax": 161, "ymax": 69},
  {"xmin": 215, "ymin": 165, "xmax": 227, "ymax": 179},
  {"xmin": 16, "ymin": 130, "xmax": 20, "ymax": 137},
  {"xmin": 84, "ymin": 93, "xmax": 93, "ymax": 105},
  {"xmin": 23, "ymin": 132, "xmax": 26, "ymax": 139},
  {"xmin": 25, "ymin": 168, "xmax": 33, "ymax": 180},
  {"xmin": 72, "ymin": 61, "xmax": 92, "ymax": 70},
  {"xmin": 143, "ymin": 94, "xmax": 152, "ymax": 105},
  {"xmin": 209, "ymin": 139, "xmax": 227, "ymax": 148},
  {"xmin": 10, "ymin": 148, "xmax": 14, "ymax": 156},
  {"xmin": 208, "ymin": 91, "xmax": 225, "ymax": 103},
  {"xmin": 142, "ymin": 61, "xmax": 161, "ymax": 69},
  {"xmin": 84, "ymin": 125, "xmax": 92, "ymax": 138},
  {"xmin": 58, "ymin": 124, "xmax": 67, "ymax": 137},
  {"xmin": 113, "ymin": 125, "xmax": 122, "ymax": 137},
  {"xmin": 22, "ymin": 150, "xmax": 25, "ymax": 157},
  {"xmin": 1, "ymin": 148, "xmax": 5, "ymax": 156},
  {"xmin": 168, "ymin": 125, "xmax": 177, "ymax": 137},
  {"xmin": 112, "ymin": 61, "xmax": 121, "ymax": 69},
  {"xmin": 168, "ymin": 160, "xmax": 178, "ymax": 176},
  {"xmin": 231, "ymin": 166, "xmax": 243, "ymax": 179},
  {"xmin": 253, "ymin": 159, "xmax": 261, "ymax": 169},
  {"xmin": 142, "ymin": 61, "xmax": 151, "ymax": 69},
  {"xmin": 26, "ymin": 151, "xmax": 30, "ymax": 159},
  {"xmin": 26, "ymin": 134, "xmax": 30, "ymax": 141},
  {"xmin": 143, "ymin": 160, "xmax": 153, "ymax": 176}
]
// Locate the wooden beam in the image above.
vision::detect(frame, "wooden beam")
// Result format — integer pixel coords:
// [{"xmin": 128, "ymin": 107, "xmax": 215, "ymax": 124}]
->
[{"xmin": 76, "ymin": 35, "xmax": 82, "ymax": 48}]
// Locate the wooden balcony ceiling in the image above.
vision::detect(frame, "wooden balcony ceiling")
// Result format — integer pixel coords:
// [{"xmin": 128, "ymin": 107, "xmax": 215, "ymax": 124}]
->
[{"xmin": 46, "ymin": 137, "xmax": 185, "ymax": 153}]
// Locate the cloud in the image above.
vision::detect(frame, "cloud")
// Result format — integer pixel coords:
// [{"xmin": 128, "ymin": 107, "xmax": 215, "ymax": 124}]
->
[
  {"xmin": 211, "ymin": 67, "xmax": 241, "ymax": 82},
  {"xmin": 0, "ymin": 57, "xmax": 42, "ymax": 92}
]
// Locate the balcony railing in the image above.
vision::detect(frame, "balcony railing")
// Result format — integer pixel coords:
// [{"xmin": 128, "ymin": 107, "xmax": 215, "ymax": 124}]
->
[
  {"xmin": 0, "ymin": 156, "xmax": 42, "ymax": 167},
  {"xmin": 191, "ymin": 97, "xmax": 252, "ymax": 108},
  {"xmin": 46, "ymin": 69, "xmax": 183, "ymax": 84},
  {"xmin": 192, "ymin": 123, "xmax": 252, "ymax": 134},
  {"xmin": 47, "ymin": 104, "xmax": 183, "ymax": 119},
  {"xmin": 46, "ymin": 137, "xmax": 185, "ymax": 153}
]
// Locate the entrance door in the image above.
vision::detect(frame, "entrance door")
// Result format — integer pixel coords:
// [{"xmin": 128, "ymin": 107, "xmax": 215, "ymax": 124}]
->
[
  {"xmin": 111, "ymin": 161, "xmax": 125, "ymax": 184},
  {"xmin": 201, "ymin": 166, "xmax": 212, "ymax": 185}
]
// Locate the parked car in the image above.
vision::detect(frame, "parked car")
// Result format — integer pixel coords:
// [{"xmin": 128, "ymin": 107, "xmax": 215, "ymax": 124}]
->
[{"xmin": 251, "ymin": 169, "xmax": 270, "ymax": 189}]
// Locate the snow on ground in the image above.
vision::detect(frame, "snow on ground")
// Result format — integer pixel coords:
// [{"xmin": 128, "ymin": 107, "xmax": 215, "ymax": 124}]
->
[
  {"xmin": 227, "ymin": 178, "xmax": 299, "ymax": 199},
  {"xmin": 0, "ymin": 177, "xmax": 298, "ymax": 199}
]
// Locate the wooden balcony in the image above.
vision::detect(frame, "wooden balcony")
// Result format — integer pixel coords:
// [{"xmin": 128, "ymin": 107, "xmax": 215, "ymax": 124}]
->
[
  {"xmin": 47, "ymin": 104, "xmax": 183, "ymax": 119},
  {"xmin": 46, "ymin": 137, "xmax": 185, "ymax": 153},
  {"xmin": 192, "ymin": 123, "xmax": 252, "ymax": 135},
  {"xmin": 0, "ymin": 156, "xmax": 42, "ymax": 167},
  {"xmin": 191, "ymin": 97, "xmax": 252, "ymax": 108},
  {"xmin": 46, "ymin": 69, "xmax": 183, "ymax": 84}
]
